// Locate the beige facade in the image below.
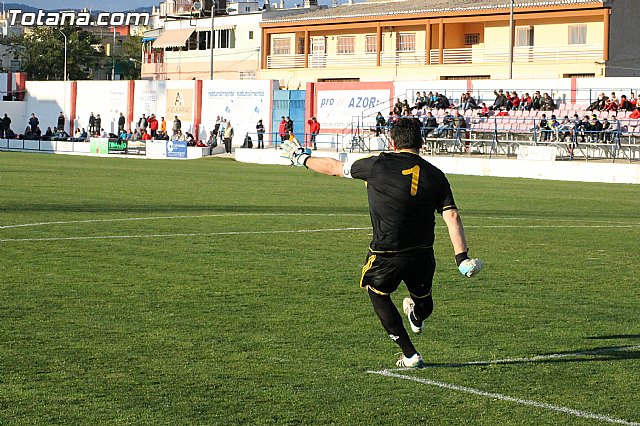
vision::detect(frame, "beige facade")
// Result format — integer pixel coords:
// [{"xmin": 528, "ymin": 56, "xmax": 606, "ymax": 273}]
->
[{"xmin": 259, "ymin": 0, "xmax": 615, "ymax": 88}]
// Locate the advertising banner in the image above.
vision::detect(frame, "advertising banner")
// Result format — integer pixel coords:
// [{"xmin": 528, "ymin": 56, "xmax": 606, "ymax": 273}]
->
[
  {"xmin": 90, "ymin": 138, "xmax": 109, "ymax": 154},
  {"xmin": 108, "ymin": 139, "xmax": 127, "ymax": 155},
  {"xmin": 315, "ymin": 89, "xmax": 391, "ymax": 130},
  {"xmin": 126, "ymin": 141, "xmax": 147, "ymax": 156},
  {"xmin": 166, "ymin": 88, "xmax": 193, "ymax": 122},
  {"xmin": 166, "ymin": 140, "xmax": 187, "ymax": 158}
]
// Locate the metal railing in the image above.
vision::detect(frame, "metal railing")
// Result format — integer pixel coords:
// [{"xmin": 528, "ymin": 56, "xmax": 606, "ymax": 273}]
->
[{"xmin": 266, "ymin": 45, "xmax": 604, "ymax": 69}]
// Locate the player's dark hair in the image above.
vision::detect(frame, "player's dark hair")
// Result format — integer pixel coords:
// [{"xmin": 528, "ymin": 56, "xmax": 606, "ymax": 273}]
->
[{"xmin": 390, "ymin": 117, "xmax": 422, "ymax": 150}]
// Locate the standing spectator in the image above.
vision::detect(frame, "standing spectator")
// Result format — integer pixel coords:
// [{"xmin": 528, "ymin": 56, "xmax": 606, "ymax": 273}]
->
[
  {"xmin": 213, "ymin": 116, "xmax": 221, "ymax": 141},
  {"xmin": 285, "ymin": 116, "xmax": 294, "ymax": 136},
  {"xmin": 172, "ymin": 115, "xmax": 181, "ymax": 137},
  {"xmin": 88, "ymin": 112, "xmax": 96, "ymax": 134},
  {"xmin": 29, "ymin": 113, "xmax": 39, "ymax": 133},
  {"xmin": 278, "ymin": 116, "xmax": 287, "ymax": 143},
  {"xmin": 160, "ymin": 117, "xmax": 167, "ymax": 134},
  {"xmin": 0, "ymin": 114, "xmax": 4, "ymax": 138},
  {"xmin": 218, "ymin": 118, "xmax": 226, "ymax": 145},
  {"xmin": 223, "ymin": 120, "xmax": 234, "ymax": 153},
  {"xmin": 256, "ymin": 119, "xmax": 265, "ymax": 149},
  {"xmin": 3, "ymin": 114, "xmax": 12, "ymax": 138},
  {"xmin": 375, "ymin": 112, "xmax": 386, "ymax": 136},
  {"xmin": 138, "ymin": 114, "xmax": 148, "ymax": 132},
  {"xmin": 307, "ymin": 116, "xmax": 320, "ymax": 150},
  {"xmin": 538, "ymin": 113, "xmax": 550, "ymax": 141},
  {"xmin": 57, "ymin": 112, "xmax": 65, "ymax": 131},
  {"xmin": 148, "ymin": 114, "xmax": 159, "ymax": 138},
  {"xmin": 118, "ymin": 113, "xmax": 126, "ymax": 134},
  {"xmin": 94, "ymin": 114, "xmax": 102, "ymax": 136}
]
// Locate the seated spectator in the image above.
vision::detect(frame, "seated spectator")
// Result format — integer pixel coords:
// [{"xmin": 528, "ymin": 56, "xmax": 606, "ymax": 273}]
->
[
  {"xmin": 435, "ymin": 111, "xmax": 454, "ymax": 138},
  {"xmin": 618, "ymin": 95, "xmax": 633, "ymax": 111},
  {"xmin": 601, "ymin": 118, "xmax": 611, "ymax": 142},
  {"xmin": 461, "ymin": 92, "xmax": 479, "ymax": 110},
  {"xmin": 156, "ymin": 130, "xmax": 169, "ymax": 140},
  {"xmin": 433, "ymin": 93, "xmax": 450, "ymax": 109},
  {"xmin": 629, "ymin": 107, "xmax": 640, "ymax": 119},
  {"xmin": 604, "ymin": 92, "xmax": 618, "ymax": 111},
  {"xmin": 629, "ymin": 92, "xmax": 637, "ymax": 108},
  {"xmin": 509, "ymin": 91, "xmax": 521, "ymax": 110},
  {"xmin": 540, "ymin": 93, "xmax": 556, "ymax": 111},
  {"xmin": 23, "ymin": 126, "xmax": 34, "ymax": 140},
  {"xmin": 80, "ymin": 128, "xmax": 88, "ymax": 139},
  {"xmin": 587, "ymin": 93, "xmax": 608, "ymax": 111},
  {"xmin": 141, "ymin": 130, "xmax": 152, "ymax": 140},
  {"xmin": 557, "ymin": 116, "xmax": 571, "ymax": 142},
  {"xmin": 520, "ymin": 92, "xmax": 533, "ymax": 110},
  {"xmin": 496, "ymin": 107, "xmax": 509, "ymax": 117},
  {"xmin": 491, "ymin": 89, "xmax": 509, "ymax": 110},
  {"xmin": 100, "ymin": 128, "xmax": 108, "ymax": 138},
  {"xmin": 531, "ymin": 91, "xmax": 542, "ymax": 110},
  {"xmin": 43, "ymin": 127, "xmax": 54, "ymax": 141},
  {"xmin": 588, "ymin": 115, "xmax": 603, "ymax": 142},
  {"xmin": 413, "ymin": 92, "xmax": 425, "ymax": 109},
  {"xmin": 422, "ymin": 111, "xmax": 437, "ymax": 137}
]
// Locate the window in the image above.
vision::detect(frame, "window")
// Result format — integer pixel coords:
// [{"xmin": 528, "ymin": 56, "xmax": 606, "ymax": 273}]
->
[
  {"xmin": 397, "ymin": 33, "xmax": 416, "ymax": 52},
  {"xmin": 464, "ymin": 33, "xmax": 480, "ymax": 45},
  {"xmin": 336, "ymin": 36, "xmax": 355, "ymax": 54},
  {"xmin": 273, "ymin": 37, "xmax": 291, "ymax": 55},
  {"xmin": 298, "ymin": 37, "xmax": 305, "ymax": 55},
  {"xmin": 249, "ymin": 31, "xmax": 254, "ymax": 40},
  {"xmin": 568, "ymin": 25, "xmax": 587, "ymax": 45},
  {"xmin": 365, "ymin": 35, "xmax": 378, "ymax": 53},
  {"xmin": 515, "ymin": 27, "xmax": 534, "ymax": 47}
]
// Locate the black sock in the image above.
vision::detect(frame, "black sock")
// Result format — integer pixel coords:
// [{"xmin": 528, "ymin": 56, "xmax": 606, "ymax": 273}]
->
[
  {"xmin": 368, "ymin": 289, "xmax": 417, "ymax": 357},
  {"xmin": 412, "ymin": 295, "xmax": 434, "ymax": 324}
]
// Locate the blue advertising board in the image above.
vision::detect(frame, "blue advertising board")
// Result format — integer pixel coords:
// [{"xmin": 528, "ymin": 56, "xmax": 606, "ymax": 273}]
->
[{"xmin": 166, "ymin": 140, "xmax": 187, "ymax": 158}]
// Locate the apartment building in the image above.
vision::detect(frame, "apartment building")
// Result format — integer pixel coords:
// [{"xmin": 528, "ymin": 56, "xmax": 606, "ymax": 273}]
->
[{"xmin": 258, "ymin": 0, "xmax": 640, "ymax": 88}]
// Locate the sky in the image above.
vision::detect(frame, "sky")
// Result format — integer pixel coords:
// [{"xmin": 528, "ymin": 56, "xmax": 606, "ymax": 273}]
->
[{"xmin": 18, "ymin": 0, "xmax": 344, "ymax": 13}]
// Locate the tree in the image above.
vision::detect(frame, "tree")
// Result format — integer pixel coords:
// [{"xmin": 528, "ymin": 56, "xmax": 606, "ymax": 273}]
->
[
  {"xmin": 0, "ymin": 26, "xmax": 105, "ymax": 80},
  {"xmin": 115, "ymin": 35, "xmax": 143, "ymax": 80}
]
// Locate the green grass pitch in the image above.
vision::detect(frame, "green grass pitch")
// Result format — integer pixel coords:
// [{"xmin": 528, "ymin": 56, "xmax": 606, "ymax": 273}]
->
[{"xmin": 1, "ymin": 152, "xmax": 639, "ymax": 425}]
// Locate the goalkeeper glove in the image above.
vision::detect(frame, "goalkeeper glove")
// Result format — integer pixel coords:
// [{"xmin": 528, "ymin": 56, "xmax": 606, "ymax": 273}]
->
[
  {"xmin": 280, "ymin": 138, "xmax": 311, "ymax": 167},
  {"xmin": 455, "ymin": 252, "xmax": 484, "ymax": 278}
]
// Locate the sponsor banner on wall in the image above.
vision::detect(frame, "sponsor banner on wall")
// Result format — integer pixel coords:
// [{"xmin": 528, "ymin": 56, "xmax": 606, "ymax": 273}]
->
[
  {"xmin": 166, "ymin": 89, "xmax": 193, "ymax": 122},
  {"xmin": 90, "ymin": 138, "xmax": 109, "ymax": 154},
  {"xmin": 108, "ymin": 139, "xmax": 127, "ymax": 155},
  {"xmin": 166, "ymin": 140, "xmax": 187, "ymax": 158},
  {"xmin": 315, "ymin": 89, "xmax": 391, "ymax": 130},
  {"xmin": 126, "ymin": 140, "xmax": 147, "ymax": 156}
]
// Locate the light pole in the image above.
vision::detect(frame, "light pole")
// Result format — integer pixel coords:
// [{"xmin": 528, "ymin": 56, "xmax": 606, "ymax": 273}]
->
[
  {"xmin": 210, "ymin": 1, "xmax": 216, "ymax": 80},
  {"xmin": 57, "ymin": 28, "xmax": 67, "ymax": 81},
  {"xmin": 508, "ymin": 0, "xmax": 514, "ymax": 79}
]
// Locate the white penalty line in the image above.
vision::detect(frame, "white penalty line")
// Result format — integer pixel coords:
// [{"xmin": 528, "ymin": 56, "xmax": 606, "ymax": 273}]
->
[
  {"xmin": 368, "ymin": 369, "xmax": 640, "ymax": 426},
  {"xmin": 0, "ymin": 227, "xmax": 371, "ymax": 243}
]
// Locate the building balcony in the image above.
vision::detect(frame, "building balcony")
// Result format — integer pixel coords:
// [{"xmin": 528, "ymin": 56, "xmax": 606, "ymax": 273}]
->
[{"xmin": 265, "ymin": 45, "xmax": 604, "ymax": 69}]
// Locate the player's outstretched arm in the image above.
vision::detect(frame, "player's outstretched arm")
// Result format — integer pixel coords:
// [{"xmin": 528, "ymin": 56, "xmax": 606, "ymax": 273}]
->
[
  {"xmin": 280, "ymin": 139, "xmax": 344, "ymax": 176},
  {"xmin": 442, "ymin": 209, "xmax": 484, "ymax": 277}
]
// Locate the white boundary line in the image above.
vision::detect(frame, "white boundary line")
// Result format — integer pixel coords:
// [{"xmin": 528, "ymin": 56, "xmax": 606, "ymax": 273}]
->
[
  {"xmin": 1, "ymin": 213, "xmax": 639, "ymax": 230},
  {"xmin": 0, "ymin": 227, "xmax": 371, "ymax": 243},
  {"xmin": 368, "ymin": 369, "xmax": 640, "ymax": 426}
]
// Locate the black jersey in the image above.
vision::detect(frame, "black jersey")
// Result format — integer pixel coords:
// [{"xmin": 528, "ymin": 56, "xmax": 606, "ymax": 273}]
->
[{"xmin": 350, "ymin": 152, "xmax": 457, "ymax": 252}]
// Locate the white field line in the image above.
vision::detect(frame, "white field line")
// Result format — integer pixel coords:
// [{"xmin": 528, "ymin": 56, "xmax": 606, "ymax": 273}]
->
[
  {"xmin": 389, "ymin": 345, "xmax": 640, "ymax": 371},
  {"xmin": 0, "ymin": 227, "xmax": 371, "ymax": 243},
  {"xmin": 369, "ymin": 369, "xmax": 640, "ymax": 426},
  {"xmin": 1, "ymin": 213, "xmax": 639, "ymax": 230}
]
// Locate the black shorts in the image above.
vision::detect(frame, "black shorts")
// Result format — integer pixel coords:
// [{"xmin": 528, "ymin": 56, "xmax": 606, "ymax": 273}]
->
[{"xmin": 360, "ymin": 248, "xmax": 436, "ymax": 298}]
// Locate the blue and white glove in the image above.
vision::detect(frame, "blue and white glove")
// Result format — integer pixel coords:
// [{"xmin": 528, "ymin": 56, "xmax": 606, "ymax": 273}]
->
[
  {"xmin": 455, "ymin": 252, "xmax": 484, "ymax": 278},
  {"xmin": 280, "ymin": 138, "xmax": 311, "ymax": 167}
]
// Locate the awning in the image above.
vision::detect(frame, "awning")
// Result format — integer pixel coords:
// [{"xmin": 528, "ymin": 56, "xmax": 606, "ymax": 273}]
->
[
  {"xmin": 141, "ymin": 36, "xmax": 157, "ymax": 43},
  {"xmin": 153, "ymin": 28, "xmax": 194, "ymax": 49},
  {"xmin": 195, "ymin": 25, "xmax": 236, "ymax": 32}
]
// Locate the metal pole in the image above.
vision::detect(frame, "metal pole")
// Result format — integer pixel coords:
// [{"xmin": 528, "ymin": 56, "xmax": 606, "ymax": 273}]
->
[
  {"xmin": 508, "ymin": 0, "xmax": 514, "ymax": 79},
  {"xmin": 58, "ymin": 29, "xmax": 67, "ymax": 81},
  {"xmin": 210, "ymin": 1, "xmax": 216, "ymax": 80},
  {"xmin": 112, "ymin": 26, "xmax": 116, "ymax": 80}
]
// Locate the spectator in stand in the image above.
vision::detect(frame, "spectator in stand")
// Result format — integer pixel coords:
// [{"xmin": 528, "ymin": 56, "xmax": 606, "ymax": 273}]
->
[
  {"xmin": 285, "ymin": 116, "xmax": 294, "ymax": 136},
  {"xmin": 618, "ymin": 95, "xmax": 633, "ymax": 111},
  {"xmin": 95, "ymin": 115, "xmax": 102, "ymax": 136},
  {"xmin": 588, "ymin": 93, "xmax": 608, "ymax": 111},
  {"xmin": 629, "ymin": 106, "xmax": 640, "ymax": 119},
  {"xmin": 588, "ymin": 115, "xmax": 603, "ymax": 142},
  {"xmin": 422, "ymin": 111, "xmax": 437, "ymax": 138},
  {"xmin": 172, "ymin": 115, "xmax": 181, "ymax": 137},
  {"xmin": 496, "ymin": 107, "xmax": 509, "ymax": 117},
  {"xmin": 278, "ymin": 116, "xmax": 287, "ymax": 143},
  {"xmin": 479, "ymin": 103, "xmax": 489, "ymax": 117},
  {"xmin": 43, "ymin": 127, "xmax": 54, "ymax": 141},
  {"xmin": 434, "ymin": 93, "xmax": 450, "ymax": 109},
  {"xmin": 218, "ymin": 118, "xmax": 226, "ymax": 145},
  {"xmin": 601, "ymin": 118, "xmax": 611, "ymax": 142},
  {"xmin": 23, "ymin": 126, "xmax": 33, "ymax": 140},
  {"xmin": 57, "ymin": 112, "xmax": 65, "ymax": 131},
  {"xmin": 307, "ymin": 116, "xmax": 320, "ymax": 150},
  {"xmin": 453, "ymin": 110, "xmax": 467, "ymax": 140},
  {"xmin": 375, "ymin": 112, "xmax": 386, "ymax": 136},
  {"xmin": 608, "ymin": 115, "xmax": 621, "ymax": 143},
  {"xmin": 540, "ymin": 93, "xmax": 556, "ymax": 111},
  {"xmin": 604, "ymin": 92, "xmax": 618, "ymax": 112},
  {"xmin": 28, "ymin": 113, "xmax": 39, "ymax": 133},
  {"xmin": 531, "ymin": 91, "xmax": 542, "ymax": 110},
  {"xmin": 100, "ymin": 128, "xmax": 107, "ymax": 138},
  {"xmin": 629, "ymin": 92, "xmax": 637, "ymax": 108},
  {"xmin": 138, "ymin": 114, "xmax": 148, "ymax": 132},
  {"xmin": 520, "ymin": 92, "xmax": 533, "ymax": 110},
  {"xmin": 118, "ymin": 113, "xmax": 126, "ymax": 134},
  {"xmin": 88, "ymin": 112, "xmax": 96, "ymax": 134},
  {"xmin": 141, "ymin": 129, "xmax": 152, "ymax": 141},
  {"xmin": 571, "ymin": 114, "xmax": 583, "ymax": 143},
  {"xmin": 509, "ymin": 91, "xmax": 521, "ymax": 110},
  {"xmin": 148, "ymin": 114, "xmax": 159, "ymax": 138},
  {"xmin": 491, "ymin": 89, "xmax": 509, "ymax": 110},
  {"xmin": 256, "ymin": 119, "xmax": 265, "ymax": 149},
  {"xmin": 538, "ymin": 113, "xmax": 550, "ymax": 141},
  {"xmin": 461, "ymin": 92, "xmax": 479, "ymax": 110},
  {"xmin": 223, "ymin": 121, "xmax": 234, "ymax": 153},
  {"xmin": 435, "ymin": 111, "xmax": 454, "ymax": 138},
  {"xmin": 548, "ymin": 115, "xmax": 560, "ymax": 141},
  {"xmin": 2, "ymin": 113, "xmax": 11, "ymax": 137}
]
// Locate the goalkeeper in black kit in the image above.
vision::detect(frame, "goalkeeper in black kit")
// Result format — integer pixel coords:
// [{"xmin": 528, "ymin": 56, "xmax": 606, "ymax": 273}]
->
[{"xmin": 281, "ymin": 117, "xmax": 483, "ymax": 368}]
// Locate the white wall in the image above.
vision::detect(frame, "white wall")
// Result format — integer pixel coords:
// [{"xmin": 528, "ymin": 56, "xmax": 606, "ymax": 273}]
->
[
  {"xmin": 76, "ymin": 81, "xmax": 129, "ymax": 134},
  {"xmin": 0, "ymin": 101, "xmax": 27, "ymax": 133},
  {"xmin": 24, "ymin": 81, "xmax": 71, "ymax": 133}
]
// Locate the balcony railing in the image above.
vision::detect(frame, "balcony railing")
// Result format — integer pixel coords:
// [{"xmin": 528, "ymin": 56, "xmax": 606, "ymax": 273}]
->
[{"xmin": 265, "ymin": 45, "xmax": 603, "ymax": 69}]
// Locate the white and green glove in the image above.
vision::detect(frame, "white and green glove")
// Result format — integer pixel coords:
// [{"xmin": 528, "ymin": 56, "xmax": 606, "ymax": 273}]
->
[
  {"xmin": 455, "ymin": 252, "xmax": 484, "ymax": 277},
  {"xmin": 280, "ymin": 138, "xmax": 311, "ymax": 167}
]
